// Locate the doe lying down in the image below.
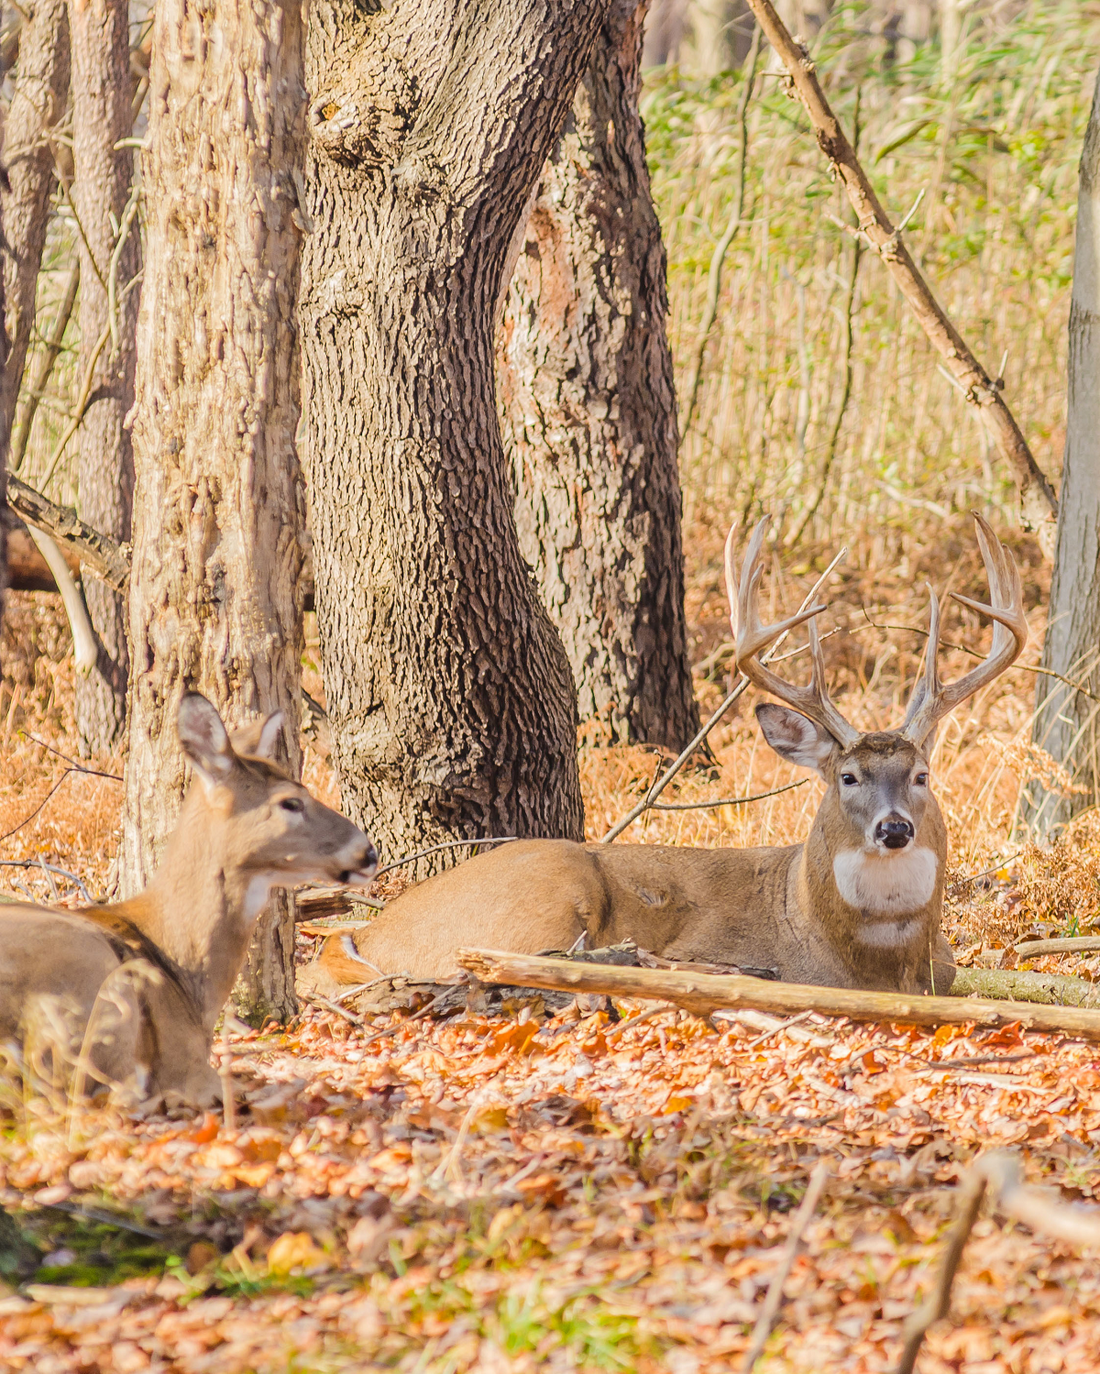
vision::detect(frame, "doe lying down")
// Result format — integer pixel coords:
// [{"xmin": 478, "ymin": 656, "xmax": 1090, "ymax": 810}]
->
[{"xmin": 311, "ymin": 514, "xmax": 1025, "ymax": 997}]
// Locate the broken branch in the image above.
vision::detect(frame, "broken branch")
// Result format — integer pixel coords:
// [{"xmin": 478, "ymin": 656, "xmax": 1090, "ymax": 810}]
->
[
  {"xmin": 456, "ymin": 949, "xmax": 1100, "ymax": 1040},
  {"xmin": 6, "ymin": 475, "xmax": 130, "ymax": 591},
  {"xmin": 897, "ymin": 1151, "xmax": 1100, "ymax": 1374},
  {"xmin": 742, "ymin": 0, "xmax": 1057, "ymax": 546}
]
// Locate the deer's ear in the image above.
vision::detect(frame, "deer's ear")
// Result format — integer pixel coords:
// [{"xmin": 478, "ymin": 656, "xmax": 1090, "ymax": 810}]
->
[
  {"xmin": 255, "ymin": 711, "xmax": 285, "ymax": 762},
  {"xmin": 177, "ymin": 693, "xmax": 236, "ymax": 785},
  {"xmin": 756, "ymin": 703, "xmax": 837, "ymax": 776}
]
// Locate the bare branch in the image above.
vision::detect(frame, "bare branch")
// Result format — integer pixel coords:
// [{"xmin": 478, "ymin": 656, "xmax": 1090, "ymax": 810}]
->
[
  {"xmin": 743, "ymin": 0, "xmax": 1057, "ymax": 547},
  {"xmin": 743, "ymin": 1161, "xmax": 830, "ymax": 1373},
  {"xmin": 7, "ymin": 474, "xmax": 130, "ymax": 591}
]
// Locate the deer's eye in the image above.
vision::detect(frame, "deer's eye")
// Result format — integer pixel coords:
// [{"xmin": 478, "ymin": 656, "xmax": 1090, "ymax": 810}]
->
[
  {"xmin": 914, "ymin": 772, "xmax": 929, "ymax": 786},
  {"xmin": 841, "ymin": 773, "xmax": 858, "ymax": 786},
  {"xmin": 279, "ymin": 796, "xmax": 305, "ymax": 814}
]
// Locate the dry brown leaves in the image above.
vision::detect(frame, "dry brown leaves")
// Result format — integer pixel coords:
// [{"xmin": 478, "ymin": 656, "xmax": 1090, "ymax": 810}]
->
[
  {"xmin": 3, "ymin": 542, "xmax": 1100, "ymax": 1374},
  {"xmin": 3, "ymin": 1005, "xmax": 1100, "ymax": 1373}
]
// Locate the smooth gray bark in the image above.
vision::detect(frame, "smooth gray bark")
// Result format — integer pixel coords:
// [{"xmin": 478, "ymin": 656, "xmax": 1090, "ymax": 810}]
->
[{"xmin": 1022, "ymin": 74, "xmax": 1100, "ymax": 840}]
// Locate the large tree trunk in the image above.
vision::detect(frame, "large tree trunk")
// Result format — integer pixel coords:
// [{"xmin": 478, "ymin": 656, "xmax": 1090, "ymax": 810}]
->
[
  {"xmin": 68, "ymin": 0, "xmax": 139, "ymax": 755},
  {"xmin": 496, "ymin": 0, "xmax": 700, "ymax": 752},
  {"xmin": 122, "ymin": 0, "xmax": 308, "ymax": 1022},
  {"xmin": 1021, "ymin": 74, "xmax": 1100, "ymax": 842},
  {"xmin": 0, "ymin": 1, "xmax": 67, "ymax": 629},
  {"xmin": 300, "ymin": 0, "xmax": 601, "ymax": 866}
]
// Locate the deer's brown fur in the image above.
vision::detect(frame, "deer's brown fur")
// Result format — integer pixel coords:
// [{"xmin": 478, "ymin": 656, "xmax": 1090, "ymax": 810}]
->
[
  {"xmin": 0, "ymin": 694, "xmax": 377, "ymax": 1106},
  {"xmin": 307, "ymin": 516, "xmax": 1025, "ymax": 1000}
]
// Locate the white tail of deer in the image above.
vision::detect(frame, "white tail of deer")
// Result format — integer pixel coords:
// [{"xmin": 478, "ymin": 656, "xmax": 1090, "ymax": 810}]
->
[
  {"xmin": 307, "ymin": 514, "xmax": 1025, "ymax": 999},
  {"xmin": 0, "ymin": 694, "xmax": 377, "ymax": 1106}
]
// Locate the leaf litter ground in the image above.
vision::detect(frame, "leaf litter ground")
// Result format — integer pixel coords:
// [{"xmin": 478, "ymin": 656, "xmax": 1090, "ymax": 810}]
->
[{"xmin": 3, "ymin": 530, "xmax": 1100, "ymax": 1371}]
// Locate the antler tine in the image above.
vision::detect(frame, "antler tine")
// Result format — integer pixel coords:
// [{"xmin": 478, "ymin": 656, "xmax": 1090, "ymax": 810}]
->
[
  {"xmin": 725, "ymin": 518, "xmax": 859, "ymax": 749},
  {"xmin": 902, "ymin": 514, "xmax": 1028, "ymax": 747}
]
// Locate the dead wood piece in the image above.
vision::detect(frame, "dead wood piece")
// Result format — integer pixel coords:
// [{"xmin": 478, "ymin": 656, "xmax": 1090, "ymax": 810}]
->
[
  {"xmin": 456, "ymin": 949, "xmax": 1100, "ymax": 1040},
  {"xmin": 950, "ymin": 967, "xmax": 1100, "ymax": 1009},
  {"xmin": 742, "ymin": 1160, "xmax": 829, "ymax": 1373},
  {"xmin": 6, "ymin": 475, "xmax": 130, "ymax": 592},
  {"xmin": 743, "ymin": 0, "xmax": 1056, "ymax": 545},
  {"xmin": 1014, "ymin": 936, "xmax": 1100, "ymax": 958},
  {"xmin": 897, "ymin": 1151, "xmax": 1100, "ymax": 1374}
]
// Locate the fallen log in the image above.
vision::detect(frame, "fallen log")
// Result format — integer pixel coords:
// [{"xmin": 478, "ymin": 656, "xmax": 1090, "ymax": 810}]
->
[
  {"xmin": 1014, "ymin": 936, "xmax": 1100, "ymax": 958},
  {"xmin": 456, "ymin": 949, "xmax": 1100, "ymax": 1040},
  {"xmin": 951, "ymin": 967, "xmax": 1100, "ymax": 1009}
]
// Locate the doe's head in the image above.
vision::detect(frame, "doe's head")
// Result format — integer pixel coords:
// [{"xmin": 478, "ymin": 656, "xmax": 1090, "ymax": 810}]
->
[{"xmin": 176, "ymin": 692, "xmax": 378, "ymax": 888}]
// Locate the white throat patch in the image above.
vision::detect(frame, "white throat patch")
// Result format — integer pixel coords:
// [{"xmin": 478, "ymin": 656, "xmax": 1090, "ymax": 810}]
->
[
  {"xmin": 832, "ymin": 846, "xmax": 939, "ymax": 918},
  {"xmin": 242, "ymin": 875, "xmax": 277, "ymax": 923}
]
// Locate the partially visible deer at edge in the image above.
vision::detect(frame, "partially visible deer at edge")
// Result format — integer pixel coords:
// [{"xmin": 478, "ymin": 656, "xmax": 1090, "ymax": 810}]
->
[
  {"xmin": 0, "ymin": 694, "xmax": 378, "ymax": 1107},
  {"xmin": 308, "ymin": 514, "xmax": 1026, "ymax": 997}
]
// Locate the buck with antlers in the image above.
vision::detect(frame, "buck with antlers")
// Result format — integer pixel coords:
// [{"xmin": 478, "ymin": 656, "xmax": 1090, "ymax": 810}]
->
[
  {"xmin": 307, "ymin": 514, "xmax": 1026, "ymax": 998},
  {"xmin": 0, "ymin": 694, "xmax": 377, "ymax": 1106}
]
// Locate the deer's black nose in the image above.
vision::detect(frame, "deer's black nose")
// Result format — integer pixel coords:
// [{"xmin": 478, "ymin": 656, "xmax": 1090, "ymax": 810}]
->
[{"xmin": 876, "ymin": 818, "xmax": 914, "ymax": 850}]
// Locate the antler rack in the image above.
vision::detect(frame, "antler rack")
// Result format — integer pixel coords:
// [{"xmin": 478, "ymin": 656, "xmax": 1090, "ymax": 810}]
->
[
  {"xmin": 725, "ymin": 516, "xmax": 860, "ymax": 751},
  {"xmin": 725, "ymin": 513, "xmax": 1028, "ymax": 751}
]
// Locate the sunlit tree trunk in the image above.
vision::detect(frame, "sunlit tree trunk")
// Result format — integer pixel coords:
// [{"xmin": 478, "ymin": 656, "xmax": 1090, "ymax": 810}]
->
[
  {"xmin": 0, "ymin": 1, "xmax": 67, "ymax": 628},
  {"xmin": 497, "ymin": 0, "xmax": 700, "ymax": 751},
  {"xmin": 122, "ymin": 0, "xmax": 308, "ymax": 1021},
  {"xmin": 1021, "ymin": 74, "xmax": 1100, "ymax": 841},
  {"xmin": 0, "ymin": 0, "xmax": 69, "ymax": 443},
  {"xmin": 301, "ymin": 0, "xmax": 604, "ymax": 866},
  {"xmin": 67, "ymin": 0, "xmax": 140, "ymax": 754}
]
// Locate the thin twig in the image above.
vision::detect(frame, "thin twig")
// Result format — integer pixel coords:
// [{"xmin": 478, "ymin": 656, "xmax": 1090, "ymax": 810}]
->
[
  {"xmin": 786, "ymin": 92, "xmax": 864, "ymax": 550},
  {"xmin": 957, "ymin": 852, "xmax": 1023, "ymax": 883},
  {"xmin": 299, "ymin": 992, "xmax": 368, "ymax": 1028},
  {"xmin": 376, "ymin": 836, "xmax": 518, "ymax": 876},
  {"xmin": 18, "ymin": 733, "xmax": 123, "ymax": 779},
  {"xmin": 37, "ymin": 320, "xmax": 112, "ymax": 491},
  {"xmin": 741, "ymin": 1010, "xmax": 814, "ymax": 1050},
  {"xmin": 650, "ymin": 778, "xmax": 807, "ymax": 812},
  {"xmin": 742, "ymin": 1160, "xmax": 829, "ymax": 1372},
  {"xmin": 896, "ymin": 1169, "xmax": 987, "ymax": 1374},
  {"xmin": 11, "ymin": 260, "xmax": 80, "ymax": 473},
  {"xmin": 0, "ymin": 860, "xmax": 93, "ymax": 904},
  {"xmin": 605, "ymin": 1006, "xmax": 670, "ymax": 1040},
  {"xmin": 680, "ymin": 25, "xmax": 762, "ymax": 440},
  {"xmin": 106, "ymin": 180, "xmax": 141, "ymax": 355},
  {"xmin": 602, "ymin": 545, "xmax": 847, "ymax": 842}
]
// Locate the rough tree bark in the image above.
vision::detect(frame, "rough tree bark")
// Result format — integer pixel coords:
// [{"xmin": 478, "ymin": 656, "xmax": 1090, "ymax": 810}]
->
[
  {"xmin": 67, "ymin": 0, "xmax": 140, "ymax": 754},
  {"xmin": 301, "ymin": 0, "xmax": 605, "ymax": 865},
  {"xmin": 0, "ymin": 1, "xmax": 66, "ymax": 627},
  {"xmin": 1022, "ymin": 74, "xmax": 1100, "ymax": 841},
  {"xmin": 122, "ymin": 0, "xmax": 308, "ymax": 1022},
  {"xmin": 496, "ymin": 0, "xmax": 700, "ymax": 751},
  {"xmin": 0, "ymin": 0, "xmax": 69, "ymax": 443}
]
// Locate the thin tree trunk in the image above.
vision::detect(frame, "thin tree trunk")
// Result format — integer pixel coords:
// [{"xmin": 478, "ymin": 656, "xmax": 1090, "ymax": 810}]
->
[
  {"xmin": 0, "ymin": 0, "xmax": 70, "ymax": 443},
  {"xmin": 497, "ymin": 0, "xmax": 700, "ymax": 752},
  {"xmin": 1021, "ymin": 75, "xmax": 1100, "ymax": 841},
  {"xmin": 301, "ymin": 0, "xmax": 602, "ymax": 867},
  {"xmin": 67, "ymin": 0, "xmax": 139, "ymax": 755},
  {"xmin": 0, "ymin": 1, "xmax": 68, "ymax": 630},
  {"xmin": 122, "ymin": 0, "xmax": 308, "ymax": 1023}
]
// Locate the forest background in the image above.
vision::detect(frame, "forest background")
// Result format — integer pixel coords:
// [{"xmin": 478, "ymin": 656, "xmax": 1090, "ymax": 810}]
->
[{"xmin": 3, "ymin": 2, "xmax": 1100, "ymax": 1372}]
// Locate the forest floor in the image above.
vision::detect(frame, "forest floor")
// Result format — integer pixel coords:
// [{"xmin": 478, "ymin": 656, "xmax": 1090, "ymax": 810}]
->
[{"xmin": 2, "ymin": 519, "xmax": 1100, "ymax": 1372}]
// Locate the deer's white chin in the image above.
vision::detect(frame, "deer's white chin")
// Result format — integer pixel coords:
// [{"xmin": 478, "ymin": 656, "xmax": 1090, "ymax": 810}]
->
[{"xmin": 833, "ymin": 846, "xmax": 938, "ymax": 917}]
